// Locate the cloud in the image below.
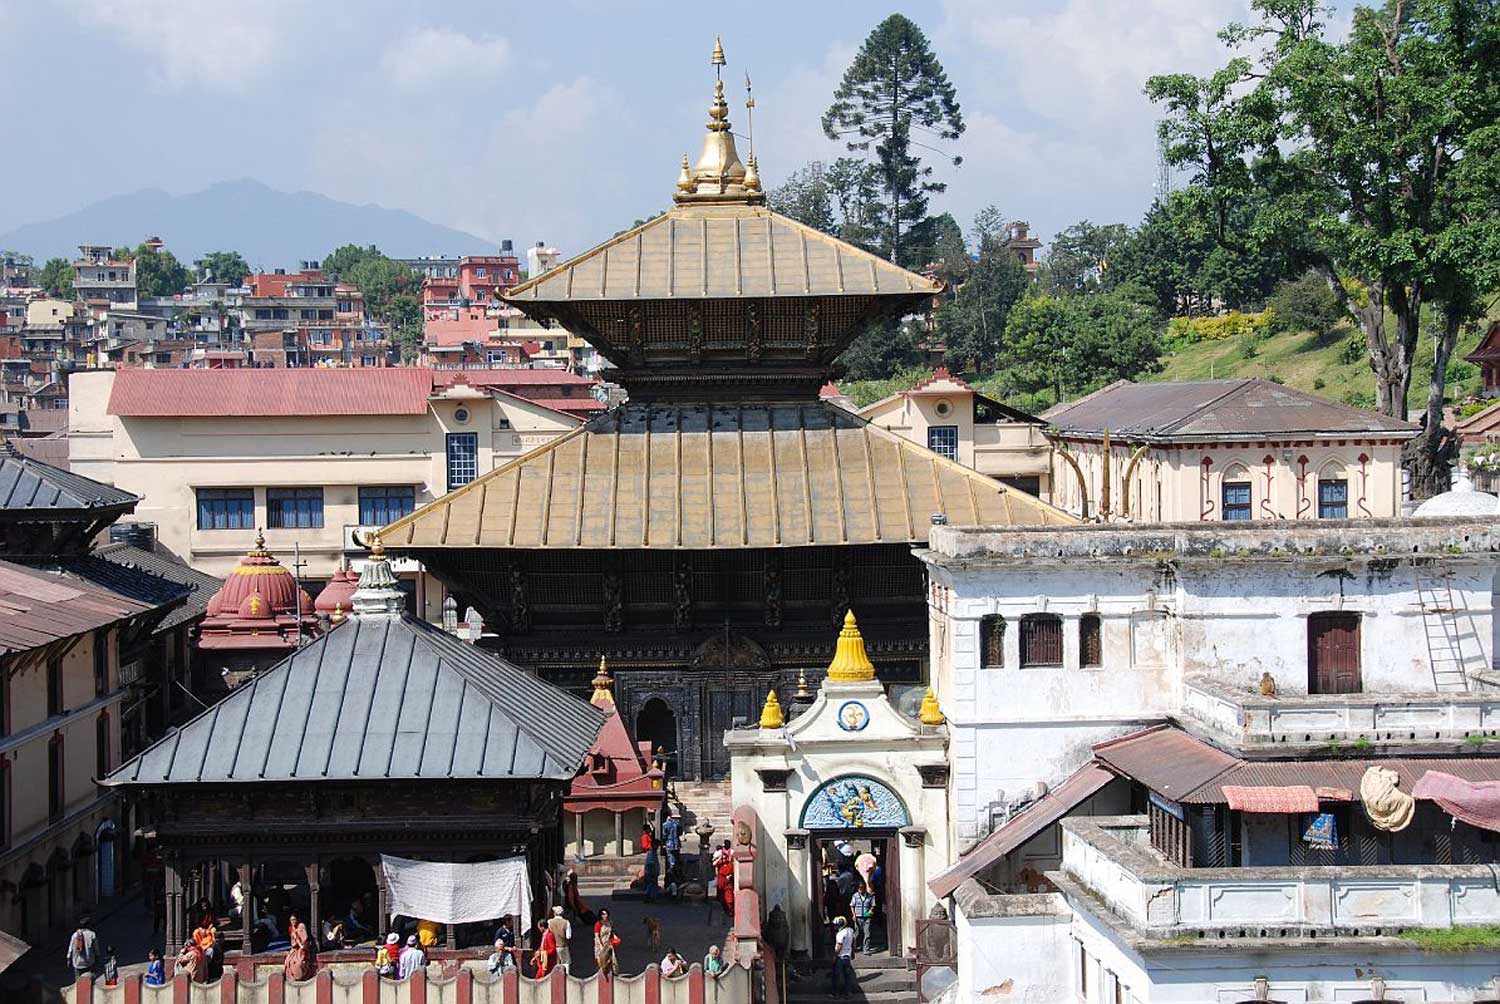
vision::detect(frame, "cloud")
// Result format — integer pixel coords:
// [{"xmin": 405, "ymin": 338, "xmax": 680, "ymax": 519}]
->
[
  {"xmin": 62, "ymin": 0, "xmax": 303, "ymax": 92},
  {"xmin": 380, "ymin": 27, "xmax": 512, "ymax": 92}
]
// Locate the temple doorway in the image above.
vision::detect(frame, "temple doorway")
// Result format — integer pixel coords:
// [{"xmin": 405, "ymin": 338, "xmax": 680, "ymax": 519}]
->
[
  {"xmin": 809, "ymin": 833, "xmax": 900, "ymax": 959},
  {"xmin": 635, "ymin": 699, "xmax": 678, "ymax": 774}
]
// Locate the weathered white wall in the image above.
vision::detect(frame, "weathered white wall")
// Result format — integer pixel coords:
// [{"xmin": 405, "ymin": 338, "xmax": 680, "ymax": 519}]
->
[{"xmin": 954, "ymin": 890, "xmax": 1074, "ymax": 1004}]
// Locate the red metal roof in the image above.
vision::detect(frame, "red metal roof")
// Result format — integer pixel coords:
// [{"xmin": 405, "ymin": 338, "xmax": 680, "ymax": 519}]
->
[
  {"xmin": 108, "ymin": 368, "xmax": 435, "ymax": 417},
  {"xmin": 928, "ymin": 764, "xmax": 1116, "ymax": 899},
  {"xmin": 0, "ymin": 559, "xmax": 162, "ymax": 656},
  {"xmin": 1092, "ymin": 726, "xmax": 1239, "ymax": 801}
]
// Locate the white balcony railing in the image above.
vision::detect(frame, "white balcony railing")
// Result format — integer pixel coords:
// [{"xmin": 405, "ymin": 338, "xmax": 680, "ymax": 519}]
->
[
  {"xmin": 1058, "ymin": 815, "xmax": 1500, "ymax": 937},
  {"xmin": 1182, "ymin": 676, "xmax": 1500, "ymax": 748}
]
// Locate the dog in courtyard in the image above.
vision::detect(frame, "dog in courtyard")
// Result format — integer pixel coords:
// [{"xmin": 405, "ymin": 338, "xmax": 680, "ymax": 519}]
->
[{"xmin": 643, "ymin": 916, "xmax": 662, "ymax": 949}]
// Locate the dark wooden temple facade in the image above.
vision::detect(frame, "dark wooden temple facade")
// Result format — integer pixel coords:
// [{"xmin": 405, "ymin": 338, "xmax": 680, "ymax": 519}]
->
[
  {"xmin": 382, "ymin": 48, "xmax": 1072, "ymax": 779},
  {"xmin": 103, "ymin": 553, "xmax": 604, "ymax": 955}
]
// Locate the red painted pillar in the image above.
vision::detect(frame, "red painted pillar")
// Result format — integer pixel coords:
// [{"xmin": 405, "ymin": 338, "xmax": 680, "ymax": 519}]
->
[
  {"xmin": 362, "ymin": 969, "xmax": 380, "ymax": 1004},
  {"xmin": 75, "ymin": 974, "xmax": 94, "ymax": 1004},
  {"xmin": 267, "ymin": 971, "xmax": 285, "ymax": 1004},
  {"xmin": 549, "ymin": 965, "xmax": 567, "ymax": 1004},
  {"xmin": 315, "ymin": 969, "xmax": 333, "ymax": 1004},
  {"xmin": 172, "ymin": 973, "xmax": 190, "ymax": 1004},
  {"xmin": 122, "ymin": 974, "xmax": 143, "ymax": 1004},
  {"xmin": 687, "ymin": 964, "xmax": 706, "ymax": 1004},
  {"xmin": 219, "ymin": 969, "xmax": 238, "ymax": 1004},
  {"xmin": 455, "ymin": 968, "xmax": 474, "ymax": 1004},
  {"xmin": 595, "ymin": 968, "xmax": 613, "ymax": 1004},
  {"xmin": 409, "ymin": 966, "xmax": 428, "ymax": 1004},
  {"xmin": 502, "ymin": 966, "xmax": 520, "ymax": 1004},
  {"xmin": 644, "ymin": 965, "xmax": 661, "ymax": 1004}
]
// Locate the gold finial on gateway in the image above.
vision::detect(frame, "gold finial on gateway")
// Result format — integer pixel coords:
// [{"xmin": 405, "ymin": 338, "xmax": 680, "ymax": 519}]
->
[
  {"xmin": 758, "ymin": 688, "xmax": 785, "ymax": 729},
  {"xmin": 826, "ymin": 610, "xmax": 876, "ymax": 683},
  {"xmin": 712, "ymin": 36, "xmax": 726, "ymax": 69},
  {"xmin": 590, "ymin": 656, "xmax": 615, "ymax": 707},
  {"xmin": 673, "ymin": 39, "xmax": 765, "ymax": 206}
]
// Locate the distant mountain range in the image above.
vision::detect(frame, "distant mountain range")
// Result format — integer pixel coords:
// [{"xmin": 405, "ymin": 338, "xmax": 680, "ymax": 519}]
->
[{"xmin": 0, "ymin": 179, "xmax": 498, "ymax": 269}]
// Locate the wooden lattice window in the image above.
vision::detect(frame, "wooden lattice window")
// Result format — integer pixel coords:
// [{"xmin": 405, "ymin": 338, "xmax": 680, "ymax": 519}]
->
[
  {"xmin": 1020, "ymin": 614, "xmax": 1063, "ymax": 668},
  {"xmin": 980, "ymin": 616, "xmax": 1006, "ymax": 668},
  {"xmin": 1080, "ymin": 614, "xmax": 1102, "ymax": 668}
]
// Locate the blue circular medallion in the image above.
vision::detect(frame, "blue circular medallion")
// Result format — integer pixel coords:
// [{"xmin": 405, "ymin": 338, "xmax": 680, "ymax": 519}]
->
[{"xmin": 837, "ymin": 700, "xmax": 870, "ymax": 732}]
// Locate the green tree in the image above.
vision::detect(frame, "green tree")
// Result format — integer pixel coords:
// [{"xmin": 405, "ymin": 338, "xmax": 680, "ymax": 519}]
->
[
  {"xmin": 36, "ymin": 258, "xmax": 73, "ymax": 300},
  {"xmin": 133, "ymin": 243, "xmax": 192, "ymax": 297},
  {"xmin": 922, "ymin": 212, "xmax": 970, "ymax": 283},
  {"xmin": 838, "ymin": 316, "xmax": 928, "ymax": 381},
  {"xmin": 321, "ymin": 244, "xmax": 422, "ymax": 351},
  {"xmin": 768, "ymin": 162, "xmax": 837, "ymax": 234},
  {"xmin": 822, "ymin": 13, "xmax": 964, "ymax": 266},
  {"xmin": 1266, "ymin": 269, "xmax": 1344, "ymax": 337},
  {"xmin": 1148, "ymin": 0, "xmax": 1500, "ymax": 493},
  {"xmin": 1004, "ymin": 289, "xmax": 1163, "ymax": 402},
  {"xmin": 195, "ymin": 251, "xmax": 251, "ymax": 288},
  {"xmin": 936, "ymin": 241, "xmax": 1027, "ymax": 374},
  {"xmin": 388, "ymin": 294, "xmax": 424, "ymax": 362},
  {"xmin": 1043, "ymin": 220, "xmax": 1131, "ymax": 295}
]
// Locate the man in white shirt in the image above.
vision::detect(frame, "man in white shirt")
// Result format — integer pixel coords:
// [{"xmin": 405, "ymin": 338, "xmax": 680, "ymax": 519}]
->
[
  {"xmin": 831, "ymin": 917, "xmax": 856, "ymax": 998},
  {"xmin": 398, "ymin": 934, "xmax": 426, "ymax": 979}
]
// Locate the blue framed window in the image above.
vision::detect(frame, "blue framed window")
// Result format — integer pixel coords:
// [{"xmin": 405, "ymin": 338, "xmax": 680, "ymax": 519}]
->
[
  {"xmin": 447, "ymin": 433, "xmax": 478, "ymax": 490},
  {"xmin": 266, "ymin": 488, "xmax": 323, "ymax": 528},
  {"xmin": 927, "ymin": 425, "xmax": 959, "ymax": 461},
  {"xmin": 359, "ymin": 486, "xmax": 416, "ymax": 526},
  {"xmin": 1222, "ymin": 481, "xmax": 1252, "ymax": 521},
  {"xmin": 197, "ymin": 488, "xmax": 254, "ymax": 529},
  {"xmin": 1318, "ymin": 479, "xmax": 1348, "ymax": 519}
]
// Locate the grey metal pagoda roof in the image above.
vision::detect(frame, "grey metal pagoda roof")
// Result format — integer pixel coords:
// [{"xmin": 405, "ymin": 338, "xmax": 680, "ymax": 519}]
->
[
  {"xmin": 0, "ymin": 444, "xmax": 139, "ymax": 515},
  {"xmin": 105, "ymin": 614, "xmax": 606, "ymax": 786}
]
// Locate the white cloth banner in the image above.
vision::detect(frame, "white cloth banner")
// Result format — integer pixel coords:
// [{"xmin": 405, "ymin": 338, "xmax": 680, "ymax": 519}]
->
[{"xmin": 380, "ymin": 855, "xmax": 531, "ymax": 925}]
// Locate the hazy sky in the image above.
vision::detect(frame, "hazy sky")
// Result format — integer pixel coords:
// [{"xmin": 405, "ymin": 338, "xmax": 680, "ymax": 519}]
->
[{"xmin": 0, "ymin": 0, "xmax": 1261, "ymax": 261}]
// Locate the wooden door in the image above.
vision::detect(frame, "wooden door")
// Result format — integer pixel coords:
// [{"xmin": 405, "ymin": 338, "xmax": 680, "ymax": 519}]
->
[
  {"xmin": 1308, "ymin": 612, "xmax": 1362, "ymax": 694},
  {"xmin": 883, "ymin": 837, "xmax": 902, "ymax": 956}
]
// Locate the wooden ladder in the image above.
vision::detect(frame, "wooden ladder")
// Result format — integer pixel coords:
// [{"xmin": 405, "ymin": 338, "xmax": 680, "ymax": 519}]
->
[{"xmin": 1411, "ymin": 565, "xmax": 1479, "ymax": 693}]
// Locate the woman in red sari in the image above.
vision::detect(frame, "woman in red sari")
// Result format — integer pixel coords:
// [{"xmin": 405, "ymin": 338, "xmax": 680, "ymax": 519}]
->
[
  {"xmin": 283, "ymin": 914, "xmax": 315, "ymax": 981},
  {"xmin": 533, "ymin": 919, "xmax": 558, "ymax": 977},
  {"xmin": 715, "ymin": 843, "xmax": 735, "ymax": 921}
]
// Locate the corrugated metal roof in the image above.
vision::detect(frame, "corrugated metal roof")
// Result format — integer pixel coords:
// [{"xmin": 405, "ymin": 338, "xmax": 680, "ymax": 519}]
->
[
  {"xmin": 89, "ymin": 543, "xmax": 222, "ymax": 631},
  {"xmin": 504, "ymin": 206, "xmax": 943, "ymax": 303},
  {"xmin": 1187, "ymin": 757, "xmax": 1500, "ymax": 804},
  {"xmin": 380, "ymin": 402, "xmax": 1074, "ymax": 550},
  {"xmin": 0, "ymin": 559, "xmax": 162, "ymax": 656},
  {"xmin": 928, "ymin": 764, "xmax": 1115, "ymax": 899},
  {"xmin": 1092, "ymin": 726, "xmax": 1239, "ymax": 801},
  {"xmin": 105, "ymin": 614, "xmax": 606, "ymax": 785},
  {"xmin": 1045, "ymin": 379, "xmax": 1418, "ymax": 439},
  {"xmin": 107, "ymin": 369, "xmax": 436, "ymax": 417},
  {"xmin": 0, "ymin": 445, "xmax": 138, "ymax": 512}
]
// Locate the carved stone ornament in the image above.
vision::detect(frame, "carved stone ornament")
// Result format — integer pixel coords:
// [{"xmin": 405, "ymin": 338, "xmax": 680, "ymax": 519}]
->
[
  {"xmin": 900, "ymin": 825, "xmax": 927, "ymax": 848},
  {"xmin": 916, "ymin": 764, "xmax": 950, "ymax": 789},
  {"xmin": 689, "ymin": 631, "xmax": 771, "ymax": 673},
  {"xmin": 784, "ymin": 829, "xmax": 810, "ymax": 850},
  {"xmin": 602, "ymin": 570, "xmax": 624, "ymax": 633},
  {"xmin": 803, "ymin": 302, "xmax": 821, "ymax": 359},
  {"xmin": 757, "ymin": 768, "xmax": 794, "ymax": 792},
  {"xmin": 746, "ymin": 302, "xmax": 762, "ymax": 364},
  {"xmin": 688, "ymin": 305, "xmax": 705, "ymax": 365},
  {"xmin": 627, "ymin": 305, "xmax": 645, "ymax": 365},
  {"xmin": 672, "ymin": 559, "xmax": 693, "ymax": 631},
  {"xmin": 509, "ymin": 567, "xmax": 531, "ymax": 633},
  {"xmin": 764, "ymin": 554, "xmax": 783, "ymax": 628}
]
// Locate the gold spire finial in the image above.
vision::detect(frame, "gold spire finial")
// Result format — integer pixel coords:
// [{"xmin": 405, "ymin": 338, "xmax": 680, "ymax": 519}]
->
[
  {"xmin": 368, "ymin": 531, "xmax": 385, "ymax": 559},
  {"xmin": 758, "ymin": 688, "xmax": 785, "ymax": 729},
  {"xmin": 677, "ymin": 154, "xmax": 694, "ymax": 193},
  {"xmin": 795, "ymin": 668, "xmax": 812, "ymax": 700},
  {"xmin": 590, "ymin": 656, "xmax": 615, "ymax": 706},
  {"xmin": 826, "ymin": 610, "xmax": 876, "ymax": 683},
  {"xmin": 254, "ymin": 528, "xmax": 266, "ymax": 552},
  {"xmin": 919, "ymin": 687, "xmax": 945, "ymax": 726},
  {"xmin": 331, "ymin": 602, "xmax": 344, "ymax": 624},
  {"xmin": 673, "ymin": 38, "xmax": 765, "ymax": 206}
]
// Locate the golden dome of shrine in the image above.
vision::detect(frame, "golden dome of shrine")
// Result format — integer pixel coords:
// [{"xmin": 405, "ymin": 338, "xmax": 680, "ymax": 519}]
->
[{"xmin": 826, "ymin": 610, "xmax": 877, "ymax": 683}]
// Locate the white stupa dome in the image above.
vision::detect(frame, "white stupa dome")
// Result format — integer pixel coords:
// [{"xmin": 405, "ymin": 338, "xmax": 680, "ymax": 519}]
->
[{"xmin": 1413, "ymin": 468, "xmax": 1500, "ymax": 516}]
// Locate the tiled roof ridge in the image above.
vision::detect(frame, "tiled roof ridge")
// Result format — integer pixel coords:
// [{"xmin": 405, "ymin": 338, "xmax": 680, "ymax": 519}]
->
[{"xmin": 907, "ymin": 366, "xmax": 973, "ymax": 394}]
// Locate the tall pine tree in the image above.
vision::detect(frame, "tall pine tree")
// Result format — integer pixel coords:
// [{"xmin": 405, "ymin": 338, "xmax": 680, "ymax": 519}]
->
[{"xmin": 822, "ymin": 14, "xmax": 964, "ymax": 268}]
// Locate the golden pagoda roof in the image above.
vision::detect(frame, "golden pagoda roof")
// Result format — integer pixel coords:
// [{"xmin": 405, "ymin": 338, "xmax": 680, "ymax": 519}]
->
[
  {"xmin": 503, "ymin": 206, "xmax": 942, "ymax": 304},
  {"xmin": 378, "ymin": 402, "xmax": 1074, "ymax": 550}
]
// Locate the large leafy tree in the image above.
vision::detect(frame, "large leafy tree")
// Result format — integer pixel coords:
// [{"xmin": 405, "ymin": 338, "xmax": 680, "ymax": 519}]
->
[
  {"xmin": 1044, "ymin": 220, "xmax": 1131, "ymax": 296},
  {"xmin": 837, "ymin": 317, "xmax": 928, "ymax": 382},
  {"xmin": 129, "ymin": 243, "xmax": 191, "ymax": 297},
  {"xmin": 195, "ymin": 250, "xmax": 251, "ymax": 288},
  {"xmin": 1003, "ymin": 288, "xmax": 1163, "ymax": 403},
  {"xmin": 937, "ymin": 239, "xmax": 1028, "ymax": 374},
  {"xmin": 322, "ymin": 243, "xmax": 422, "ymax": 353},
  {"xmin": 36, "ymin": 258, "xmax": 73, "ymax": 300},
  {"xmin": 822, "ymin": 13, "xmax": 964, "ymax": 267},
  {"xmin": 768, "ymin": 162, "xmax": 837, "ymax": 235},
  {"xmin": 1148, "ymin": 0, "xmax": 1500, "ymax": 493}
]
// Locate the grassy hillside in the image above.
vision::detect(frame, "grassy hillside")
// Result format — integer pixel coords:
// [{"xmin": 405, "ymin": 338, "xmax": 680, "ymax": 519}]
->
[{"xmin": 1154, "ymin": 318, "xmax": 1488, "ymax": 415}]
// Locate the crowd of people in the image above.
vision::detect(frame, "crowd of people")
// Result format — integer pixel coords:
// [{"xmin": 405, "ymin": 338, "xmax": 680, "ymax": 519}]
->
[{"xmin": 819, "ymin": 841, "xmax": 886, "ymax": 998}]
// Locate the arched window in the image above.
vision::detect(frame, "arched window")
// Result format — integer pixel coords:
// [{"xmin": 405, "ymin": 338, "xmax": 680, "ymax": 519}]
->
[
  {"xmin": 1080, "ymin": 614, "xmax": 1103, "ymax": 668},
  {"xmin": 1221, "ymin": 465, "xmax": 1252, "ymax": 521},
  {"xmin": 980, "ymin": 616, "xmax": 1006, "ymax": 669},
  {"xmin": 1317, "ymin": 463, "xmax": 1349, "ymax": 519},
  {"xmin": 1020, "ymin": 614, "xmax": 1063, "ymax": 668}
]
